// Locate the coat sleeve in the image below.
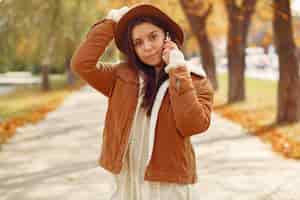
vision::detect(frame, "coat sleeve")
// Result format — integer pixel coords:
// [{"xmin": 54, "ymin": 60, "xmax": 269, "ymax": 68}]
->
[
  {"xmin": 70, "ymin": 19, "xmax": 119, "ymax": 97},
  {"xmin": 168, "ymin": 66, "xmax": 214, "ymax": 137}
]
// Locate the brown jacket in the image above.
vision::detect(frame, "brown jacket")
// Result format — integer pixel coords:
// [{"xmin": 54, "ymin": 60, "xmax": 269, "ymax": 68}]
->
[{"xmin": 71, "ymin": 19, "xmax": 214, "ymax": 184}]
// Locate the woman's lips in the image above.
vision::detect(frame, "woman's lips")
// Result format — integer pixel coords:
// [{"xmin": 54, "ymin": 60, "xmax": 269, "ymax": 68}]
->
[
  {"xmin": 146, "ymin": 54, "xmax": 156, "ymax": 59},
  {"xmin": 145, "ymin": 51, "xmax": 160, "ymax": 59}
]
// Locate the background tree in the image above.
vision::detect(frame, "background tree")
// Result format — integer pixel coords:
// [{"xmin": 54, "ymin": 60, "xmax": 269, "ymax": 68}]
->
[
  {"xmin": 0, "ymin": 0, "xmax": 102, "ymax": 87},
  {"xmin": 63, "ymin": 0, "xmax": 82, "ymax": 85},
  {"xmin": 225, "ymin": 0, "xmax": 257, "ymax": 103},
  {"xmin": 273, "ymin": 0, "xmax": 300, "ymax": 123},
  {"xmin": 179, "ymin": 0, "xmax": 218, "ymax": 90},
  {"xmin": 40, "ymin": 0, "xmax": 63, "ymax": 91}
]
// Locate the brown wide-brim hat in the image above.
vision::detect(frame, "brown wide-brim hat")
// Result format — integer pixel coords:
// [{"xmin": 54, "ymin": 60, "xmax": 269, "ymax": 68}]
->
[{"xmin": 115, "ymin": 3, "xmax": 184, "ymax": 55}]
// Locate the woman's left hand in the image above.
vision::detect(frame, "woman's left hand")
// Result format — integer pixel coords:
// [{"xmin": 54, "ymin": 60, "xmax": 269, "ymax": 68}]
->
[{"xmin": 162, "ymin": 39, "xmax": 179, "ymax": 65}]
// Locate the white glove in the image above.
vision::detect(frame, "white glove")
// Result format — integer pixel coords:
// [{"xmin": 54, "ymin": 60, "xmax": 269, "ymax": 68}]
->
[
  {"xmin": 105, "ymin": 6, "xmax": 130, "ymax": 23},
  {"xmin": 164, "ymin": 49, "xmax": 187, "ymax": 73}
]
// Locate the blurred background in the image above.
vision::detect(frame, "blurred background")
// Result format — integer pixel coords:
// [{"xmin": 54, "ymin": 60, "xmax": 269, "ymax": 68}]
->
[{"xmin": 0, "ymin": 0, "xmax": 300, "ymax": 158}]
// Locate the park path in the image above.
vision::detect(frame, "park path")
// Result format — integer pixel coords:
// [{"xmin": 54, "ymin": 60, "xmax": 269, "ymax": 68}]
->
[{"xmin": 0, "ymin": 85, "xmax": 300, "ymax": 200}]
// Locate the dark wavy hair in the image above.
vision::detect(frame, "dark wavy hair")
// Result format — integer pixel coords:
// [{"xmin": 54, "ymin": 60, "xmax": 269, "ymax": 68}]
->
[{"xmin": 125, "ymin": 16, "xmax": 182, "ymax": 116}]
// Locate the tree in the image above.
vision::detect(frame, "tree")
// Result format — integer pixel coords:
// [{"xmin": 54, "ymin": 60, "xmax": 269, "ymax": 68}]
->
[
  {"xmin": 0, "ymin": 0, "xmax": 29, "ymax": 69},
  {"xmin": 225, "ymin": 0, "xmax": 257, "ymax": 103},
  {"xmin": 64, "ymin": 0, "xmax": 82, "ymax": 85},
  {"xmin": 179, "ymin": 0, "xmax": 218, "ymax": 90},
  {"xmin": 40, "ymin": 0, "xmax": 63, "ymax": 91},
  {"xmin": 0, "ymin": 0, "xmax": 102, "ymax": 86},
  {"xmin": 273, "ymin": 0, "xmax": 300, "ymax": 123}
]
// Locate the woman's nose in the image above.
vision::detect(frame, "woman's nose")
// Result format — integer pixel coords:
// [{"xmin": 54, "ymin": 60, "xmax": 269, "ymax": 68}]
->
[{"xmin": 143, "ymin": 40, "xmax": 152, "ymax": 51}]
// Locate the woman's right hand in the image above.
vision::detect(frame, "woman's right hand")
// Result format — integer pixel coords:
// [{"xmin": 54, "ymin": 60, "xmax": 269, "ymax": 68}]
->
[{"xmin": 105, "ymin": 6, "xmax": 130, "ymax": 23}]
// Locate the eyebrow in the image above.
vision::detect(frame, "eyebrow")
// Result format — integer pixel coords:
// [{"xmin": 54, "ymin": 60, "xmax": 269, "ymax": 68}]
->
[{"xmin": 133, "ymin": 30, "xmax": 160, "ymax": 42}]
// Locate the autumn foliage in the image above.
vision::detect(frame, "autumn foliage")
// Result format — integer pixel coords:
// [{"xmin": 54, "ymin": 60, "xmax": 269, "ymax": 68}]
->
[
  {"xmin": 214, "ymin": 95, "xmax": 300, "ymax": 159},
  {"xmin": 0, "ymin": 82, "xmax": 84, "ymax": 144}
]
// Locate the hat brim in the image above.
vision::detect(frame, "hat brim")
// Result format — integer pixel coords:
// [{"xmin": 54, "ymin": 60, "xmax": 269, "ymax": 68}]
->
[{"xmin": 114, "ymin": 4, "xmax": 184, "ymax": 54}]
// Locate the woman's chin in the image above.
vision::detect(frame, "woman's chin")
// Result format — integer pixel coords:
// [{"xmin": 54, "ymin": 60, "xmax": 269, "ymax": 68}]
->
[{"xmin": 144, "ymin": 58, "xmax": 163, "ymax": 67}]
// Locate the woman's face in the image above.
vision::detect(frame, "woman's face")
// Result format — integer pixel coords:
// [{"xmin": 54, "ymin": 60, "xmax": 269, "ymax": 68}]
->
[{"xmin": 131, "ymin": 22, "xmax": 166, "ymax": 67}]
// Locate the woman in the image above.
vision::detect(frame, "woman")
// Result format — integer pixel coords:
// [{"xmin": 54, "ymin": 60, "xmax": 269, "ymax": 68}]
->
[{"xmin": 71, "ymin": 3, "xmax": 214, "ymax": 200}]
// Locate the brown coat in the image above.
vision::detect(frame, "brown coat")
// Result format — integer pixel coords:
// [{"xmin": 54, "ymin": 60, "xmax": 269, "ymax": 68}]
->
[{"xmin": 71, "ymin": 19, "xmax": 214, "ymax": 184}]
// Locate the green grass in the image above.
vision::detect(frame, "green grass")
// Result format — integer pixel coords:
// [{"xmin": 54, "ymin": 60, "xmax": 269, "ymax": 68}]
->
[
  {"xmin": 215, "ymin": 72, "xmax": 277, "ymax": 127},
  {"xmin": 216, "ymin": 72, "xmax": 277, "ymax": 106},
  {"xmin": 0, "ymin": 74, "xmax": 78, "ymax": 122}
]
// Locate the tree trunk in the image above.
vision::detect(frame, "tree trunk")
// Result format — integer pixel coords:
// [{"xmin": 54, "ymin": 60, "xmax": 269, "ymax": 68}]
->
[
  {"xmin": 65, "ymin": 0, "xmax": 83, "ymax": 86},
  {"xmin": 197, "ymin": 21, "xmax": 218, "ymax": 90},
  {"xmin": 66, "ymin": 54, "xmax": 76, "ymax": 85},
  {"xmin": 41, "ymin": 35, "xmax": 55, "ymax": 91},
  {"xmin": 179, "ymin": 0, "xmax": 218, "ymax": 90},
  {"xmin": 64, "ymin": 37, "xmax": 77, "ymax": 85},
  {"xmin": 40, "ymin": 0, "xmax": 61, "ymax": 91},
  {"xmin": 273, "ymin": 0, "xmax": 300, "ymax": 123},
  {"xmin": 41, "ymin": 65, "xmax": 50, "ymax": 91},
  {"xmin": 225, "ymin": 0, "xmax": 257, "ymax": 103}
]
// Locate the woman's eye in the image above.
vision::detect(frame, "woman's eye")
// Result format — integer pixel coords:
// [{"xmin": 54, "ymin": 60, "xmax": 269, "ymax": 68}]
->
[
  {"xmin": 134, "ymin": 41, "xmax": 142, "ymax": 46},
  {"xmin": 150, "ymin": 34, "xmax": 157, "ymax": 40}
]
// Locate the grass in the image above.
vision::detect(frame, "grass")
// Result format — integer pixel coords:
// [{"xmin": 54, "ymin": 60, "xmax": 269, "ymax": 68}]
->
[
  {"xmin": 214, "ymin": 72, "xmax": 300, "ymax": 159},
  {"xmin": 0, "ymin": 75, "xmax": 79, "ymax": 120},
  {"xmin": 0, "ymin": 74, "xmax": 84, "ymax": 143}
]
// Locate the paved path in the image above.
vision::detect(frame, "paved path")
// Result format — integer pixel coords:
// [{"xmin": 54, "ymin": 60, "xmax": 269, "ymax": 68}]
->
[
  {"xmin": 0, "ymin": 72, "xmax": 40, "ymax": 85},
  {"xmin": 0, "ymin": 85, "xmax": 300, "ymax": 200}
]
